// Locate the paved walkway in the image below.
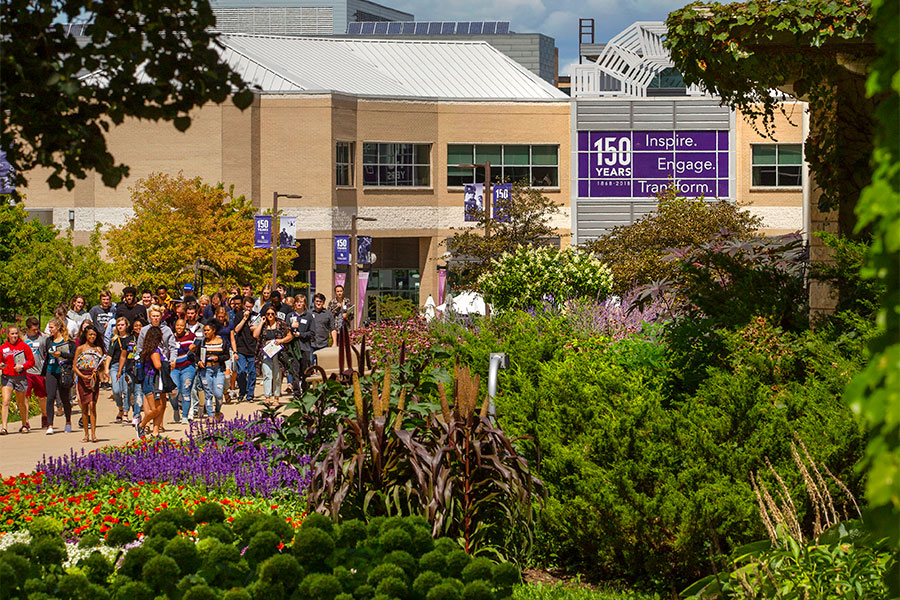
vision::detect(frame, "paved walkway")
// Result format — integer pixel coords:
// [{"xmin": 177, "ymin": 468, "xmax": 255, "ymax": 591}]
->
[{"xmin": 0, "ymin": 384, "xmax": 277, "ymax": 476}]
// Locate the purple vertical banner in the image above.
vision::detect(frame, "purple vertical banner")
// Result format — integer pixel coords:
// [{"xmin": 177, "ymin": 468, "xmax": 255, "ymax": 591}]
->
[
  {"xmin": 357, "ymin": 235, "xmax": 373, "ymax": 265},
  {"xmin": 334, "ymin": 272, "xmax": 347, "ymax": 289},
  {"xmin": 464, "ymin": 183, "xmax": 484, "ymax": 221},
  {"xmin": 334, "ymin": 235, "xmax": 350, "ymax": 265},
  {"xmin": 357, "ymin": 271, "xmax": 370, "ymax": 324},
  {"xmin": 0, "ymin": 150, "xmax": 15, "ymax": 195},
  {"xmin": 492, "ymin": 183, "xmax": 512, "ymax": 222},
  {"xmin": 254, "ymin": 216, "xmax": 272, "ymax": 249},
  {"xmin": 437, "ymin": 268, "xmax": 447, "ymax": 306}
]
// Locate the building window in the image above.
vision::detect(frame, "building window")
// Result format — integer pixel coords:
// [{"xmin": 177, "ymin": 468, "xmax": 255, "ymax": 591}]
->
[
  {"xmin": 447, "ymin": 144, "xmax": 558, "ymax": 187},
  {"xmin": 752, "ymin": 144, "xmax": 803, "ymax": 187},
  {"xmin": 362, "ymin": 143, "xmax": 431, "ymax": 187},
  {"xmin": 336, "ymin": 142, "xmax": 355, "ymax": 187}
]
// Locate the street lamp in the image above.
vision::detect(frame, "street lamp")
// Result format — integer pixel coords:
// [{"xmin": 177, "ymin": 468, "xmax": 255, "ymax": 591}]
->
[
  {"xmin": 271, "ymin": 192, "xmax": 302, "ymax": 288},
  {"xmin": 350, "ymin": 214, "xmax": 377, "ymax": 325}
]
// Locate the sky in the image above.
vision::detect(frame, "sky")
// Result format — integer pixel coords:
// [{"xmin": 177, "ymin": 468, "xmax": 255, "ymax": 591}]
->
[{"xmin": 385, "ymin": 0, "xmax": 690, "ymax": 76}]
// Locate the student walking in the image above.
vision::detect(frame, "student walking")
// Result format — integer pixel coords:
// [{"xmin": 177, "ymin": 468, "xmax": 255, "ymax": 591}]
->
[
  {"xmin": 198, "ymin": 320, "xmax": 231, "ymax": 421},
  {"xmin": 231, "ymin": 296, "xmax": 258, "ymax": 403},
  {"xmin": 104, "ymin": 317, "xmax": 132, "ymax": 423},
  {"xmin": 73, "ymin": 324, "xmax": 105, "ymax": 443},
  {"xmin": 23, "ymin": 317, "xmax": 49, "ymax": 429},
  {"xmin": 1, "ymin": 326, "xmax": 36, "ymax": 435},
  {"xmin": 43, "ymin": 318, "xmax": 76, "ymax": 435},
  {"xmin": 137, "ymin": 326, "xmax": 169, "ymax": 438},
  {"xmin": 253, "ymin": 307, "xmax": 292, "ymax": 406},
  {"xmin": 172, "ymin": 319, "xmax": 197, "ymax": 423}
]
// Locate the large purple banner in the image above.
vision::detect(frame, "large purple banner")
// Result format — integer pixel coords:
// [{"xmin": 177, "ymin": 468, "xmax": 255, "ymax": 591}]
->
[{"xmin": 577, "ymin": 131, "xmax": 730, "ymax": 199}]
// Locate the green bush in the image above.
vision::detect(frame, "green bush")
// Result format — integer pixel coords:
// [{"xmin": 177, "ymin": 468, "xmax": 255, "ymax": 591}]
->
[
  {"xmin": 27, "ymin": 516, "xmax": 64, "ymax": 539},
  {"xmin": 584, "ymin": 186, "xmax": 762, "ymax": 295},
  {"xmin": 492, "ymin": 320, "xmax": 866, "ymax": 590},
  {"xmin": 376, "ymin": 576, "xmax": 408, "ymax": 599},
  {"xmin": 105, "ymin": 524, "xmax": 137, "ymax": 547},
  {"xmin": 193, "ymin": 502, "xmax": 227, "ymax": 524},
  {"xmin": 164, "ymin": 536, "xmax": 201, "ymax": 575},
  {"xmin": 293, "ymin": 526, "xmax": 335, "ymax": 571}
]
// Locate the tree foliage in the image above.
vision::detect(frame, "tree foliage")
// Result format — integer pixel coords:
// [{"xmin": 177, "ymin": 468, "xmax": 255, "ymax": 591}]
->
[
  {"xmin": 105, "ymin": 172, "xmax": 296, "ymax": 290},
  {"xmin": 1, "ymin": 0, "xmax": 254, "ymax": 192},
  {"xmin": 442, "ymin": 182, "xmax": 562, "ymax": 289},
  {"xmin": 584, "ymin": 185, "xmax": 762, "ymax": 296},
  {"xmin": 0, "ymin": 203, "xmax": 115, "ymax": 321},
  {"xmin": 842, "ymin": 0, "xmax": 900, "ymax": 588},
  {"xmin": 666, "ymin": 0, "xmax": 876, "ymax": 230}
]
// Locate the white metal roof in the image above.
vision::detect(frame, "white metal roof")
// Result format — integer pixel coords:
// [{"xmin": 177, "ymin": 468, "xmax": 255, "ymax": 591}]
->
[{"xmin": 217, "ymin": 34, "xmax": 568, "ymax": 100}]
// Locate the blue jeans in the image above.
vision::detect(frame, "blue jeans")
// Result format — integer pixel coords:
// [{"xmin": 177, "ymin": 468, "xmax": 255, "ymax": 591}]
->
[
  {"xmin": 172, "ymin": 365, "xmax": 196, "ymax": 420},
  {"xmin": 120, "ymin": 372, "xmax": 142, "ymax": 418},
  {"xmin": 202, "ymin": 366, "xmax": 225, "ymax": 416},
  {"xmin": 235, "ymin": 354, "xmax": 256, "ymax": 401},
  {"xmin": 110, "ymin": 363, "xmax": 125, "ymax": 409}
]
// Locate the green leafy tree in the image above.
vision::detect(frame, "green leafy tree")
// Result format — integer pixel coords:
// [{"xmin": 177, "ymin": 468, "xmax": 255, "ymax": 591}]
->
[
  {"xmin": 478, "ymin": 245, "xmax": 612, "ymax": 313},
  {"xmin": 1, "ymin": 0, "xmax": 254, "ymax": 192},
  {"xmin": 584, "ymin": 185, "xmax": 762, "ymax": 296},
  {"xmin": 105, "ymin": 172, "xmax": 296, "ymax": 290},
  {"xmin": 0, "ymin": 203, "xmax": 115, "ymax": 321},
  {"xmin": 442, "ymin": 182, "xmax": 562, "ymax": 289}
]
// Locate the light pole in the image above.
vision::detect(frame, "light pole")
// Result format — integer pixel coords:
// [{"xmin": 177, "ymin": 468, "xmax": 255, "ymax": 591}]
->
[
  {"xmin": 271, "ymin": 192, "xmax": 302, "ymax": 288},
  {"xmin": 350, "ymin": 214, "xmax": 377, "ymax": 325}
]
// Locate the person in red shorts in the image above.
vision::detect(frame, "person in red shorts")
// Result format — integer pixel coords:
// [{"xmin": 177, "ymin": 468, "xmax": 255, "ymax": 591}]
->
[
  {"xmin": 1, "ymin": 326, "xmax": 36, "ymax": 434},
  {"xmin": 23, "ymin": 317, "xmax": 49, "ymax": 428}
]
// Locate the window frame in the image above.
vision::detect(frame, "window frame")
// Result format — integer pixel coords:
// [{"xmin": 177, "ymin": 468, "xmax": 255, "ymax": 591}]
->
[
  {"xmin": 750, "ymin": 143, "xmax": 803, "ymax": 189},
  {"xmin": 335, "ymin": 141, "xmax": 355, "ymax": 188},
  {"xmin": 446, "ymin": 144, "xmax": 560, "ymax": 188},
  {"xmin": 361, "ymin": 142, "xmax": 432, "ymax": 188}
]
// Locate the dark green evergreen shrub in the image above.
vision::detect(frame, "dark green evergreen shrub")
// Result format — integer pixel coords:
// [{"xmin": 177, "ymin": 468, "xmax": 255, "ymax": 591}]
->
[
  {"xmin": 142, "ymin": 554, "xmax": 180, "ymax": 594},
  {"xmin": 0, "ymin": 555, "xmax": 24, "ymax": 597},
  {"xmin": 433, "ymin": 538, "xmax": 458, "ymax": 554},
  {"xmin": 333, "ymin": 565, "xmax": 364, "ymax": 593},
  {"xmin": 380, "ymin": 527, "xmax": 412, "ymax": 552},
  {"xmin": 489, "ymin": 563, "xmax": 518, "ymax": 589},
  {"xmin": 114, "ymin": 580, "xmax": 154, "ymax": 600},
  {"xmin": 244, "ymin": 514, "xmax": 294, "ymax": 545},
  {"xmin": 354, "ymin": 583, "xmax": 375, "ymax": 600},
  {"xmin": 461, "ymin": 580, "xmax": 492, "ymax": 600},
  {"xmin": 77, "ymin": 533, "xmax": 101, "ymax": 549},
  {"xmin": 5, "ymin": 542, "xmax": 31, "ymax": 559},
  {"xmin": 426, "ymin": 581, "xmax": 462, "ymax": 600},
  {"xmin": 418, "ymin": 550, "xmax": 446, "ymax": 575},
  {"xmin": 384, "ymin": 550, "xmax": 416, "ymax": 579},
  {"xmin": 338, "ymin": 519, "xmax": 368, "ymax": 548},
  {"xmin": 81, "ymin": 551, "xmax": 112, "ymax": 584},
  {"xmin": 413, "ymin": 571, "xmax": 443, "ymax": 599},
  {"xmin": 376, "ymin": 576, "xmax": 408, "ymax": 599},
  {"xmin": 31, "ymin": 537, "xmax": 66, "ymax": 568},
  {"xmin": 223, "ymin": 589, "xmax": 252, "ymax": 600},
  {"xmin": 144, "ymin": 508, "xmax": 193, "ymax": 536},
  {"xmin": 444, "ymin": 551, "xmax": 469, "ymax": 579},
  {"xmin": 182, "ymin": 584, "xmax": 218, "ymax": 600},
  {"xmin": 292, "ymin": 526, "xmax": 335, "ymax": 571},
  {"xmin": 118, "ymin": 546, "xmax": 157, "ymax": 580},
  {"xmin": 300, "ymin": 573, "xmax": 343, "ymax": 600},
  {"xmin": 258, "ymin": 554, "xmax": 304, "ymax": 589},
  {"xmin": 231, "ymin": 513, "xmax": 262, "ymax": 542},
  {"xmin": 336, "ymin": 594, "xmax": 355, "ymax": 600},
  {"xmin": 408, "ymin": 527, "xmax": 434, "ymax": 557},
  {"xmin": 146, "ymin": 520, "xmax": 178, "ymax": 540},
  {"xmin": 245, "ymin": 531, "xmax": 281, "ymax": 566},
  {"xmin": 300, "ymin": 511, "xmax": 335, "ymax": 534},
  {"xmin": 368, "ymin": 562, "xmax": 408, "ymax": 587},
  {"xmin": 164, "ymin": 536, "xmax": 201, "ymax": 575},
  {"xmin": 193, "ymin": 502, "xmax": 226, "ymax": 524},
  {"xmin": 105, "ymin": 524, "xmax": 137, "ymax": 547},
  {"xmin": 198, "ymin": 522, "xmax": 234, "ymax": 543},
  {"xmin": 142, "ymin": 535, "xmax": 168, "ymax": 553},
  {"xmin": 460, "ymin": 558, "xmax": 492, "ymax": 583},
  {"xmin": 27, "ymin": 516, "xmax": 63, "ymax": 539}
]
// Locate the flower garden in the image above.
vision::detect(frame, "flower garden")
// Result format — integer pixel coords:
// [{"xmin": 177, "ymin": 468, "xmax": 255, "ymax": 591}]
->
[{"xmin": 1, "ymin": 195, "xmax": 898, "ymax": 599}]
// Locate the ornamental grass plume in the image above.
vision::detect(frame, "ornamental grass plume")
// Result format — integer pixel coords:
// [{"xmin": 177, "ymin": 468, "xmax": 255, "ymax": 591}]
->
[{"xmin": 34, "ymin": 415, "xmax": 312, "ymax": 499}]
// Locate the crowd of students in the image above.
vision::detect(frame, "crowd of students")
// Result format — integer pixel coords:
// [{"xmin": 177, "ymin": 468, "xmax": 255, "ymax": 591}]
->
[{"xmin": 0, "ymin": 282, "xmax": 353, "ymax": 439}]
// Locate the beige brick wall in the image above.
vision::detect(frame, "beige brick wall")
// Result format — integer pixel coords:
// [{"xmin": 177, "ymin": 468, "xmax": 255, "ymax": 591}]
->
[
  {"xmin": 18, "ymin": 93, "xmax": 570, "ymax": 306},
  {"xmin": 735, "ymin": 103, "xmax": 805, "ymax": 235}
]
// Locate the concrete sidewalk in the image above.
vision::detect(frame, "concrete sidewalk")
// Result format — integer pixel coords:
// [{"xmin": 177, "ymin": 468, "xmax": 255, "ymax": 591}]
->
[{"xmin": 0, "ymin": 384, "xmax": 277, "ymax": 476}]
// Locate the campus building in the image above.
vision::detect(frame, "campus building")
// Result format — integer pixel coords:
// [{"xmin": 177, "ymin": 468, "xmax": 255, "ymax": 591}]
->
[
  {"xmin": 21, "ymin": 35, "xmax": 570, "ymax": 316},
  {"xmin": 209, "ymin": 0, "xmax": 413, "ymax": 36},
  {"xmin": 571, "ymin": 21, "xmax": 807, "ymax": 243}
]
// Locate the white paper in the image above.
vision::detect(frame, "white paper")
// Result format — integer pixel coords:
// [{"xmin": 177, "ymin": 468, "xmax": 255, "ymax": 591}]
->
[
  {"xmin": 263, "ymin": 340, "xmax": 282, "ymax": 359},
  {"xmin": 200, "ymin": 347, "xmax": 207, "ymax": 364},
  {"xmin": 13, "ymin": 351, "xmax": 26, "ymax": 367}
]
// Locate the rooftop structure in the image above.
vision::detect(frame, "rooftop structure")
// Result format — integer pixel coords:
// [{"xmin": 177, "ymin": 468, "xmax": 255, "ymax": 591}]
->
[{"xmin": 209, "ymin": 0, "xmax": 413, "ymax": 36}]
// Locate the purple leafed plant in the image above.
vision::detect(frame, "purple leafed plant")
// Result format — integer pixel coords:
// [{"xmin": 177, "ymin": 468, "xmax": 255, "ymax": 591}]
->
[{"xmin": 35, "ymin": 415, "xmax": 311, "ymax": 498}]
